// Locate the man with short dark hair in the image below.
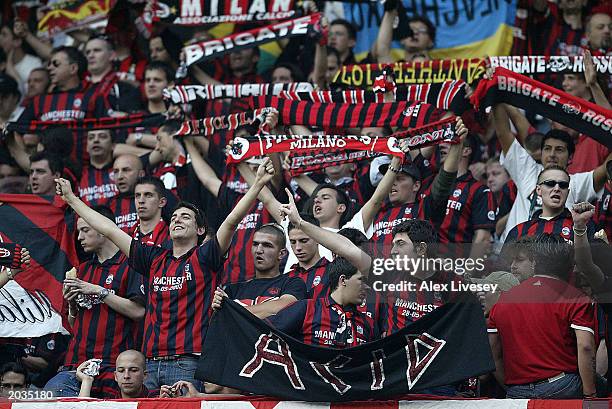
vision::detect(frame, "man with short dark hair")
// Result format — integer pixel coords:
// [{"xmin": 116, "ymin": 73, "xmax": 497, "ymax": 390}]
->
[
  {"xmin": 55, "ymin": 157, "xmax": 276, "ymax": 392},
  {"xmin": 84, "ymin": 35, "xmax": 142, "ymax": 116},
  {"xmin": 0, "ymin": 362, "xmax": 28, "ymax": 397},
  {"xmin": 214, "ymin": 224, "xmax": 306, "ymax": 319},
  {"xmin": 45, "ymin": 206, "xmax": 145, "ymax": 398},
  {"xmin": 0, "ymin": 73, "xmax": 22, "ymax": 127},
  {"xmin": 489, "ymin": 233, "xmax": 596, "ymax": 399},
  {"xmin": 493, "ymin": 103, "xmax": 609, "ymax": 243},
  {"xmin": 377, "ymin": 7, "xmax": 436, "ymax": 63},
  {"xmin": 328, "ymin": 19, "xmax": 357, "ymax": 65},
  {"xmin": 29, "ymin": 151, "xmax": 62, "ymax": 196},
  {"xmin": 132, "ymin": 176, "xmax": 170, "ymax": 248},
  {"xmin": 78, "ymin": 129, "xmax": 118, "ymax": 205},
  {"xmin": 16, "ymin": 46, "xmax": 95, "ymax": 164}
]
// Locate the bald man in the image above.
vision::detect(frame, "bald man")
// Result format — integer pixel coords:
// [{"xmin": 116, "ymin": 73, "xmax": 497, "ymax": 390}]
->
[
  {"xmin": 77, "ymin": 350, "xmax": 154, "ymax": 398},
  {"xmin": 106, "ymin": 155, "xmax": 145, "ymax": 233},
  {"xmin": 586, "ymin": 12, "xmax": 612, "ymax": 52}
]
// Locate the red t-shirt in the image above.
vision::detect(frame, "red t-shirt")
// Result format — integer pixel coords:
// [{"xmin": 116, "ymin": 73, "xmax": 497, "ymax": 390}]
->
[
  {"xmin": 488, "ymin": 275, "xmax": 595, "ymax": 385},
  {"xmin": 567, "ymin": 134, "xmax": 611, "ymax": 174}
]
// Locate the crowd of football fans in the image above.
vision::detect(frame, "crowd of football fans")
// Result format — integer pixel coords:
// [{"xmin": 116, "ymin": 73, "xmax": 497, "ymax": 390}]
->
[{"xmin": 0, "ymin": 0, "xmax": 612, "ymax": 401}]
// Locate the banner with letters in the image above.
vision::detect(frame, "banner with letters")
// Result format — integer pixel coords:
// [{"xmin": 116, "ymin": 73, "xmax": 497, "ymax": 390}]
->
[
  {"xmin": 0, "ymin": 195, "xmax": 78, "ymax": 337},
  {"xmin": 151, "ymin": 0, "xmax": 295, "ymax": 25},
  {"xmin": 196, "ymin": 296, "xmax": 494, "ymax": 401},
  {"xmin": 183, "ymin": 13, "xmax": 321, "ymax": 66},
  {"xmin": 472, "ymin": 67, "xmax": 612, "ymax": 149}
]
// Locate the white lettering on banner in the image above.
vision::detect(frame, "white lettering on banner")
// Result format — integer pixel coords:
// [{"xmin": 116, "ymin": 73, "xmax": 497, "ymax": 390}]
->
[
  {"xmin": 0, "ymin": 281, "xmax": 66, "ymax": 337},
  {"xmin": 185, "ymin": 15, "xmax": 315, "ymax": 65},
  {"xmin": 489, "ymin": 55, "xmax": 612, "ymax": 74}
]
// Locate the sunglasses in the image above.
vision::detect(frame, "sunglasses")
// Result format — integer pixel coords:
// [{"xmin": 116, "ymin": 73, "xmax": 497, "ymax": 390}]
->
[{"xmin": 539, "ymin": 179, "xmax": 570, "ymax": 189}]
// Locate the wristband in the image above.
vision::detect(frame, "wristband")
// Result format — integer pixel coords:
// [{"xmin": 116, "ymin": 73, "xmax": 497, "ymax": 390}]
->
[
  {"xmin": 387, "ymin": 165, "xmax": 401, "ymax": 174},
  {"xmin": 573, "ymin": 226, "xmax": 587, "ymax": 237}
]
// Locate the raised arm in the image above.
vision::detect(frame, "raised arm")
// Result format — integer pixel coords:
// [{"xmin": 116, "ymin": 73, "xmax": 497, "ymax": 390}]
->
[
  {"xmin": 584, "ymin": 49, "xmax": 612, "ymax": 110},
  {"xmin": 237, "ymin": 162, "xmax": 283, "ymax": 223},
  {"xmin": 359, "ymin": 155, "xmax": 401, "ymax": 229},
  {"xmin": 216, "ymin": 158, "xmax": 275, "ymax": 254},
  {"xmin": 593, "ymin": 155, "xmax": 612, "ymax": 193},
  {"xmin": 571, "ymin": 202, "xmax": 605, "ymax": 289},
  {"xmin": 184, "ymin": 137, "xmax": 222, "ymax": 198},
  {"xmin": 55, "ymin": 178, "xmax": 132, "ymax": 255},
  {"xmin": 280, "ymin": 189, "xmax": 372, "ymax": 274},
  {"xmin": 375, "ymin": 7, "xmax": 397, "ymax": 64},
  {"xmin": 505, "ymin": 105, "xmax": 533, "ymax": 145},
  {"xmin": 492, "ymin": 103, "xmax": 516, "ymax": 154}
]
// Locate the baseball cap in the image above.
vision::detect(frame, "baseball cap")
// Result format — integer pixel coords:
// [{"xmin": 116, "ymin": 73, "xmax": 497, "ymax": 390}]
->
[
  {"xmin": 0, "ymin": 74, "xmax": 20, "ymax": 98},
  {"xmin": 471, "ymin": 271, "xmax": 520, "ymax": 292},
  {"xmin": 379, "ymin": 163, "xmax": 422, "ymax": 181}
]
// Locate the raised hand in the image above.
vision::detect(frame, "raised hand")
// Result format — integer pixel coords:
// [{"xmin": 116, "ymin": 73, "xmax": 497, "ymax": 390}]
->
[
  {"xmin": 55, "ymin": 178, "xmax": 76, "ymax": 203},
  {"xmin": 583, "ymin": 49, "xmax": 597, "ymax": 87},
  {"xmin": 570, "ymin": 202, "xmax": 595, "ymax": 229},
  {"xmin": 255, "ymin": 157, "xmax": 275, "ymax": 185},
  {"xmin": 279, "ymin": 188, "xmax": 302, "ymax": 225},
  {"xmin": 212, "ymin": 287, "xmax": 228, "ymax": 311}
]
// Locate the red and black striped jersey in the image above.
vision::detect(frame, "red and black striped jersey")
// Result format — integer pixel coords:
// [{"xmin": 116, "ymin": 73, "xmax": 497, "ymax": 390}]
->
[
  {"xmin": 17, "ymin": 86, "xmax": 98, "ymax": 165},
  {"xmin": 131, "ymin": 219, "xmax": 171, "ymax": 249},
  {"xmin": 505, "ymin": 208, "xmax": 595, "ymax": 244},
  {"xmin": 531, "ymin": 3, "xmax": 586, "ymax": 57},
  {"xmin": 116, "ymin": 56, "xmax": 147, "ymax": 84},
  {"xmin": 224, "ymin": 274, "xmax": 307, "ymax": 306},
  {"xmin": 268, "ymin": 296, "xmax": 379, "ymax": 347},
  {"xmin": 85, "ymin": 71, "xmax": 143, "ymax": 116},
  {"xmin": 372, "ymin": 201, "xmax": 415, "ymax": 257},
  {"xmin": 64, "ymin": 251, "xmax": 144, "ymax": 366},
  {"xmin": 380, "ymin": 270, "xmax": 463, "ymax": 336},
  {"xmin": 106, "ymin": 192, "xmax": 138, "ymax": 233},
  {"xmin": 595, "ymin": 183, "xmax": 612, "ymax": 241},
  {"xmin": 128, "ymin": 238, "xmax": 225, "ymax": 358},
  {"xmin": 287, "ymin": 257, "xmax": 332, "ymax": 299},
  {"xmin": 419, "ymin": 172, "xmax": 496, "ymax": 247},
  {"xmin": 217, "ymin": 184, "xmax": 274, "ymax": 284},
  {"xmin": 496, "ymin": 180, "xmax": 517, "ymax": 219},
  {"xmin": 78, "ymin": 163, "xmax": 118, "ymax": 206}
]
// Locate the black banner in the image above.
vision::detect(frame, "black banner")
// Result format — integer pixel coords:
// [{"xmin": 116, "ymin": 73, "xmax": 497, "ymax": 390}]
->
[
  {"xmin": 184, "ymin": 13, "xmax": 321, "ymax": 66},
  {"xmin": 196, "ymin": 296, "xmax": 494, "ymax": 401},
  {"xmin": 472, "ymin": 67, "xmax": 612, "ymax": 149}
]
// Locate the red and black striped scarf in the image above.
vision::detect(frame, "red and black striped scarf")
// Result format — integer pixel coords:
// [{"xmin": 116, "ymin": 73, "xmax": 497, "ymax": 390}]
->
[
  {"xmin": 7, "ymin": 112, "xmax": 165, "ymax": 134},
  {"xmin": 164, "ymin": 83, "xmax": 314, "ymax": 104},
  {"xmin": 228, "ymin": 117, "xmax": 459, "ymax": 170},
  {"xmin": 471, "ymin": 67, "xmax": 612, "ymax": 149},
  {"xmin": 175, "ymin": 108, "xmax": 271, "ymax": 136},
  {"xmin": 251, "ymin": 96, "xmax": 438, "ymax": 129},
  {"xmin": 277, "ymin": 81, "xmax": 469, "ymax": 114}
]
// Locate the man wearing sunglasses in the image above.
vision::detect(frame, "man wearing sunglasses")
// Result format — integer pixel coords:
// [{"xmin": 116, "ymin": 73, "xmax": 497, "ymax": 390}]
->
[
  {"xmin": 493, "ymin": 103, "xmax": 610, "ymax": 245},
  {"xmin": 504, "ymin": 165, "xmax": 596, "ymax": 246}
]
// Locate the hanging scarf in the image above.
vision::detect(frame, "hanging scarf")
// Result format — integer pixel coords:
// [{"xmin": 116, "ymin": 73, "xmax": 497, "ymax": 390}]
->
[
  {"xmin": 6, "ymin": 112, "xmax": 165, "ymax": 134},
  {"xmin": 163, "ymin": 83, "xmax": 314, "ymax": 104},
  {"xmin": 471, "ymin": 67, "xmax": 612, "ymax": 149},
  {"xmin": 175, "ymin": 108, "xmax": 273, "ymax": 136},
  {"xmin": 183, "ymin": 13, "xmax": 322, "ymax": 66},
  {"xmin": 277, "ymin": 81, "xmax": 469, "ymax": 114},
  {"xmin": 251, "ymin": 96, "xmax": 438, "ymax": 129}
]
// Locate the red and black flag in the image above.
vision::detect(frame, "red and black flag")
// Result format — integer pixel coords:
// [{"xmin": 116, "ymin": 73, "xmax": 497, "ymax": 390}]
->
[
  {"xmin": 0, "ymin": 194, "xmax": 78, "ymax": 314},
  {"xmin": 196, "ymin": 294, "xmax": 493, "ymax": 401}
]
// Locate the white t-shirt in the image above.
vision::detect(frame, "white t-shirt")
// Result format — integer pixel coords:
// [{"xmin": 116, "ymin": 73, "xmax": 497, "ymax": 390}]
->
[
  {"xmin": 14, "ymin": 54, "xmax": 42, "ymax": 93},
  {"xmin": 499, "ymin": 139, "xmax": 598, "ymax": 243},
  {"xmin": 282, "ymin": 209, "xmax": 373, "ymax": 273}
]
